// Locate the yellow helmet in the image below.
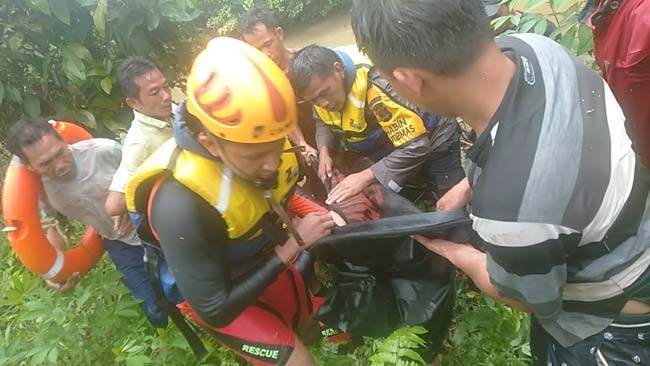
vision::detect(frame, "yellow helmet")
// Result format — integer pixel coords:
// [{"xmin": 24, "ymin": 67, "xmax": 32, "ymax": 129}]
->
[{"xmin": 186, "ymin": 37, "xmax": 297, "ymax": 143}]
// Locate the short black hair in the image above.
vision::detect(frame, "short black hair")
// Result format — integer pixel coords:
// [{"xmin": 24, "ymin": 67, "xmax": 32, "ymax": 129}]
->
[
  {"xmin": 238, "ymin": 7, "xmax": 279, "ymax": 36},
  {"xmin": 6, "ymin": 117, "xmax": 63, "ymax": 163},
  {"xmin": 351, "ymin": 0, "xmax": 492, "ymax": 75},
  {"xmin": 117, "ymin": 56, "xmax": 158, "ymax": 99},
  {"xmin": 288, "ymin": 45, "xmax": 341, "ymax": 96}
]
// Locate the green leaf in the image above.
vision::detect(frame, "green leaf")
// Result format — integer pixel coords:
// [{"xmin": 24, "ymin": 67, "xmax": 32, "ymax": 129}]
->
[
  {"xmin": 62, "ymin": 48, "xmax": 86, "ymax": 81},
  {"xmin": 510, "ymin": 13, "xmax": 521, "ymax": 26},
  {"xmin": 100, "ymin": 77, "xmax": 112, "ymax": 94},
  {"xmin": 533, "ymin": 18, "xmax": 548, "ymax": 35},
  {"xmin": 0, "ymin": 81, "xmax": 4, "ymax": 105},
  {"xmin": 31, "ymin": 346, "xmax": 50, "ymax": 364},
  {"xmin": 577, "ymin": 23, "xmax": 594, "ymax": 56},
  {"xmin": 87, "ymin": 66, "xmax": 107, "ymax": 77},
  {"xmin": 76, "ymin": 109, "xmax": 97, "ymax": 128},
  {"xmin": 47, "ymin": 347, "xmax": 58, "ymax": 363},
  {"xmin": 491, "ymin": 15, "xmax": 511, "ymax": 31},
  {"xmin": 28, "ymin": 0, "xmax": 51, "ymax": 15},
  {"xmin": 116, "ymin": 309, "xmax": 139, "ymax": 318},
  {"xmin": 93, "ymin": 0, "xmax": 107, "ymax": 38},
  {"xmin": 519, "ymin": 18, "xmax": 537, "ymax": 33},
  {"xmin": 7, "ymin": 86, "xmax": 22, "ymax": 103},
  {"xmin": 146, "ymin": 14, "xmax": 160, "ymax": 31},
  {"xmin": 50, "ymin": 0, "xmax": 71, "ymax": 25},
  {"xmin": 526, "ymin": 0, "xmax": 546, "ymax": 10},
  {"xmin": 23, "ymin": 94, "xmax": 41, "ymax": 117},
  {"xmin": 8, "ymin": 34, "xmax": 23, "ymax": 51},
  {"xmin": 76, "ymin": 288, "xmax": 92, "ymax": 308},
  {"xmin": 560, "ymin": 25, "xmax": 578, "ymax": 52},
  {"xmin": 510, "ymin": 0, "xmax": 523, "ymax": 11},
  {"xmin": 125, "ymin": 355, "xmax": 151, "ymax": 366},
  {"xmin": 397, "ymin": 349, "xmax": 426, "ymax": 364},
  {"xmin": 75, "ymin": 0, "xmax": 98, "ymax": 6},
  {"xmin": 66, "ymin": 43, "xmax": 92, "ymax": 61},
  {"xmin": 370, "ymin": 352, "xmax": 398, "ymax": 365}
]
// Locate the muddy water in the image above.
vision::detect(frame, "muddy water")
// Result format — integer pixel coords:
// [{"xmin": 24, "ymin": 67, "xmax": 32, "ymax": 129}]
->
[
  {"xmin": 171, "ymin": 2, "xmax": 576, "ymax": 101},
  {"xmin": 284, "ymin": 6, "xmax": 355, "ymax": 48}
]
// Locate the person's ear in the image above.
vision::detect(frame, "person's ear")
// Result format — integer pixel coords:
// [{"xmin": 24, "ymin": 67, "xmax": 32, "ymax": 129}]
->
[
  {"xmin": 274, "ymin": 26, "xmax": 284, "ymax": 41},
  {"xmin": 126, "ymin": 97, "xmax": 140, "ymax": 111},
  {"xmin": 197, "ymin": 131, "xmax": 221, "ymax": 158},
  {"xmin": 392, "ymin": 67, "xmax": 424, "ymax": 97},
  {"xmin": 333, "ymin": 61, "xmax": 345, "ymax": 79}
]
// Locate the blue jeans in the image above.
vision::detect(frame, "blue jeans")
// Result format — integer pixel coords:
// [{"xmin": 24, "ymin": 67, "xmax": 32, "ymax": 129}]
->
[{"xmin": 103, "ymin": 239, "xmax": 168, "ymax": 328}]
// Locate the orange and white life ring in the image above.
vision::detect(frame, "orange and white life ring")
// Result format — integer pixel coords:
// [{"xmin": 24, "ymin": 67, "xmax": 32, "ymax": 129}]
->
[{"xmin": 2, "ymin": 121, "xmax": 105, "ymax": 282}]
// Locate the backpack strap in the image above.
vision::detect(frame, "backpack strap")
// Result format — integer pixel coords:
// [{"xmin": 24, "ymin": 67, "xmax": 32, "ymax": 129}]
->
[{"xmin": 143, "ymin": 175, "xmax": 208, "ymax": 360}]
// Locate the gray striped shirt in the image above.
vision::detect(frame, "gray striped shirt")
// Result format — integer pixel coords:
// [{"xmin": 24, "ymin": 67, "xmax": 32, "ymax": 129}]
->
[{"xmin": 467, "ymin": 34, "xmax": 650, "ymax": 347}]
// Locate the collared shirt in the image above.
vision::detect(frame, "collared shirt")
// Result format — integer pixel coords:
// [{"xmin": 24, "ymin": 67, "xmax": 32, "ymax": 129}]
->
[
  {"xmin": 109, "ymin": 108, "xmax": 174, "ymax": 193},
  {"xmin": 40, "ymin": 139, "xmax": 139, "ymax": 245},
  {"xmin": 466, "ymin": 34, "xmax": 650, "ymax": 347}
]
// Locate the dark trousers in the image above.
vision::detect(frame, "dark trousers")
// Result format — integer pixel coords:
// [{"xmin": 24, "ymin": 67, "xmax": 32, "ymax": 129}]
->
[
  {"xmin": 534, "ymin": 312, "xmax": 650, "ymax": 365},
  {"xmin": 418, "ymin": 135, "xmax": 465, "ymax": 200},
  {"xmin": 104, "ymin": 239, "xmax": 168, "ymax": 328}
]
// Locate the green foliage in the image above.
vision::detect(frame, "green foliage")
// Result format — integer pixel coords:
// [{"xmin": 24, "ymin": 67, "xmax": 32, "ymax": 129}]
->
[
  {"xmin": 369, "ymin": 326, "xmax": 428, "ymax": 366},
  {"xmin": 492, "ymin": 0, "xmax": 595, "ymax": 67},
  {"xmin": 440, "ymin": 279, "xmax": 531, "ymax": 366},
  {"xmin": 0, "ymin": 224, "xmax": 534, "ymax": 364},
  {"xmin": 0, "ymin": 0, "xmax": 348, "ymax": 141},
  {"xmin": 0, "ymin": 225, "xmax": 243, "ymax": 366},
  {"xmin": 203, "ymin": 0, "xmax": 348, "ymax": 36},
  {"xmin": 0, "ymin": 0, "xmax": 205, "ymax": 139}
]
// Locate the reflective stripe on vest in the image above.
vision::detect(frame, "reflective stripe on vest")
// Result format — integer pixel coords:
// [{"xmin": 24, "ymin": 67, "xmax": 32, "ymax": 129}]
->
[{"xmin": 126, "ymin": 139, "xmax": 299, "ymax": 240}]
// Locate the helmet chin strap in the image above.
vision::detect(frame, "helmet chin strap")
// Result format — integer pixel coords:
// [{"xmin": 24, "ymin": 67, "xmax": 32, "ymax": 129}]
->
[
  {"xmin": 264, "ymin": 191, "xmax": 306, "ymax": 247},
  {"xmin": 219, "ymin": 140, "xmax": 305, "ymax": 246},
  {"xmin": 260, "ymin": 181, "xmax": 306, "ymax": 247},
  {"xmin": 252, "ymin": 174, "xmax": 279, "ymax": 191}
]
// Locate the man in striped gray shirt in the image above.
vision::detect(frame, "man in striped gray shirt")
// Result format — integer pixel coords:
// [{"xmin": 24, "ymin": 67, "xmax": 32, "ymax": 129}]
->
[{"xmin": 351, "ymin": 0, "xmax": 650, "ymax": 365}]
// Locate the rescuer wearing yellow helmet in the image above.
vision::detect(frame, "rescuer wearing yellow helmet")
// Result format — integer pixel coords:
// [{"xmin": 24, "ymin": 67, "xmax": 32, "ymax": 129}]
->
[{"xmin": 125, "ymin": 37, "xmax": 334, "ymax": 366}]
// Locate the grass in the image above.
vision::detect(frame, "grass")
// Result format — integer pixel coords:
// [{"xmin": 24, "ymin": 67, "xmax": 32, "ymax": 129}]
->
[{"xmin": 0, "ymin": 227, "xmax": 530, "ymax": 365}]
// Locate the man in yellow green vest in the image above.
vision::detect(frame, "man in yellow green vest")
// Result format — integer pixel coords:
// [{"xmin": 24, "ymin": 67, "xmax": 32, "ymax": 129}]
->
[
  {"xmin": 125, "ymin": 38, "xmax": 335, "ymax": 366},
  {"xmin": 288, "ymin": 45, "xmax": 464, "ymax": 205}
]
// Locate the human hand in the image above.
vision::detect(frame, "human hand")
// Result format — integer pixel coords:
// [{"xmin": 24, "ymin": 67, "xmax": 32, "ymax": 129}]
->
[
  {"xmin": 46, "ymin": 226, "xmax": 67, "ymax": 251},
  {"xmin": 294, "ymin": 212, "xmax": 336, "ymax": 247},
  {"xmin": 112, "ymin": 212, "xmax": 134, "ymax": 236},
  {"xmin": 318, "ymin": 148, "xmax": 333, "ymax": 182},
  {"xmin": 275, "ymin": 212, "xmax": 335, "ymax": 264},
  {"xmin": 436, "ymin": 177, "xmax": 472, "ymax": 211},
  {"xmin": 45, "ymin": 272, "xmax": 80, "ymax": 292},
  {"xmin": 326, "ymin": 169, "xmax": 375, "ymax": 205},
  {"xmin": 301, "ymin": 144, "xmax": 318, "ymax": 165},
  {"xmin": 413, "ymin": 235, "xmax": 457, "ymax": 258}
]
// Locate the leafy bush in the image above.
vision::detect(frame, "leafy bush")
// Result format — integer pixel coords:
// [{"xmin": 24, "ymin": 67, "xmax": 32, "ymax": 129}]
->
[
  {"xmin": 493, "ymin": 0, "xmax": 595, "ymax": 66},
  {"xmin": 441, "ymin": 279, "xmax": 531, "ymax": 366},
  {"xmin": 204, "ymin": 0, "xmax": 349, "ymax": 38},
  {"xmin": 0, "ymin": 226, "xmax": 245, "ymax": 366},
  {"xmin": 0, "ymin": 0, "xmax": 348, "ymax": 141}
]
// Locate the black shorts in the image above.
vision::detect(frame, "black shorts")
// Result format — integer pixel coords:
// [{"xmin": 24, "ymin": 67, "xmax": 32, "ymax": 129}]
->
[{"xmin": 546, "ymin": 313, "xmax": 650, "ymax": 366}]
